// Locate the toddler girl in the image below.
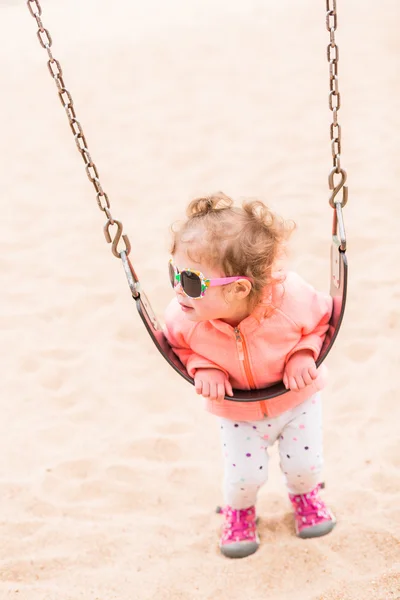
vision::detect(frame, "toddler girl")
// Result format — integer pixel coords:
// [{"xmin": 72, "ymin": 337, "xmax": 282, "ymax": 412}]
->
[{"xmin": 164, "ymin": 192, "xmax": 336, "ymax": 559}]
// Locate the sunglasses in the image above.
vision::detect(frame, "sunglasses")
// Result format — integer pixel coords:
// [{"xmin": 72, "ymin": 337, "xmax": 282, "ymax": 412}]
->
[{"xmin": 169, "ymin": 259, "xmax": 251, "ymax": 299}]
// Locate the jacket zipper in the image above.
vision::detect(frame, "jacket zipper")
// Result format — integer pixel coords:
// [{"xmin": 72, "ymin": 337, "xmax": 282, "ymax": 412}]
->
[
  {"xmin": 234, "ymin": 327, "xmax": 268, "ymax": 416},
  {"xmin": 234, "ymin": 327, "xmax": 256, "ymax": 389}
]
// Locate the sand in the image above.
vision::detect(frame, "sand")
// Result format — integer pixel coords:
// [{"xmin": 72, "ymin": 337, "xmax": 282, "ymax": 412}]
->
[{"xmin": 0, "ymin": 0, "xmax": 399, "ymax": 598}]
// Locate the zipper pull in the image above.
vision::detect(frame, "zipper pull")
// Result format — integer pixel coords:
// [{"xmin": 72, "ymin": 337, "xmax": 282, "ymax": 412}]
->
[{"xmin": 234, "ymin": 327, "xmax": 244, "ymax": 361}]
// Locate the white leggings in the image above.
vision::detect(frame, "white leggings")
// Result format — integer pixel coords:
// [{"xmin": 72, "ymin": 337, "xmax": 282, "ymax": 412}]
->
[{"xmin": 219, "ymin": 393, "xmax": 323, "ymax": 509}]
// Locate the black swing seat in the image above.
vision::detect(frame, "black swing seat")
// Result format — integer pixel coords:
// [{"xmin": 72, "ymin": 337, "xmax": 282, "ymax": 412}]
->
[{"xmin": 131, "ymin": 235, "xmax": 347, "ymax": 403}]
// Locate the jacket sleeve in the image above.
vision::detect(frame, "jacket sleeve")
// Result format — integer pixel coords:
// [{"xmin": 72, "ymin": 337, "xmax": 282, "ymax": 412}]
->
[
  {"xmin": 284, "ymin": 273, "xmax": 333, "ymax": 363},
  {"xmin": 163, "ymin": 299, "xmax": 229, "ymax": 378}
]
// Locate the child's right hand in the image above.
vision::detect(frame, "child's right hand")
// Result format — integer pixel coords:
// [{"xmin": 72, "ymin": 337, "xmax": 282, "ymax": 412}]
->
[{"xmin": 194, "ymin": 368, "xmax": 233, "ymax": 401}]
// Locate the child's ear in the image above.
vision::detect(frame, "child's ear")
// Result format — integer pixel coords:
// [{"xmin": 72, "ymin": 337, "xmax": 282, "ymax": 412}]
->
[
  {"xmin": 232, "ymin": 279, "xmax": 252, "ymax": 300},
  {"xmin": 223, "ymin": 279, "xmax": 252, "ymax": 304}
]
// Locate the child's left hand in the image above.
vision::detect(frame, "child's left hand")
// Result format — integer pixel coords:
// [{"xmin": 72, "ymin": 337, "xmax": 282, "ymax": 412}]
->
[{"xmin": 283, "ymin": 349, "xmax": 318, "ymax": 391}]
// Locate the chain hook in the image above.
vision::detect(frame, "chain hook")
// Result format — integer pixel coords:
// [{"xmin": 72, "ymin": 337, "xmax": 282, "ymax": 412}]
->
[
  {"xmin": 104, "ymin": 220, "xmax": 131, "ymax": 258},
  {"xmin": 328, "ymin": 167, "xmax": 348, "ymax": 208}
]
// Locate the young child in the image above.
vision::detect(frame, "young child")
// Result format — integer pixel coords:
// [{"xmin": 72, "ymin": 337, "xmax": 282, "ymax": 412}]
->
[{"xmin": 164, "ymin": 192, "xmax": 336, "ymax": 559}]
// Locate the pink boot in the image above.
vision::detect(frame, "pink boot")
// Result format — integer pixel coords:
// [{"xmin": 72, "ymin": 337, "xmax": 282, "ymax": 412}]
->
[
  {"xmin": 219, "ymin": 505, "xmax": 260, "ymax": 558},
  {"xmin": 289, "ymin": 484, "xmax": 336, "ymax": 539}
]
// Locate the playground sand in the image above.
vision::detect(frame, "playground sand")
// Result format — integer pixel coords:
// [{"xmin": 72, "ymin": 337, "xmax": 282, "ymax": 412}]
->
[{"xmin": 0, "ymin": 0, "xmax": 399, "ymax": 598}]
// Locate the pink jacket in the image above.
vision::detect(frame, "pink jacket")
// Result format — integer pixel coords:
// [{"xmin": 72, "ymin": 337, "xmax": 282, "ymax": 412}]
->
[{"xmin": 164, "ymin": 271, "xmax": 333, "ymax": 421}]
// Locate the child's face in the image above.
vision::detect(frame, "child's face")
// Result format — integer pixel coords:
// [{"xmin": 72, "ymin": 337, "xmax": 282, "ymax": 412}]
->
[{"xmin": 171, "ymin": 246, "xmax": 248, "ymax": 323}]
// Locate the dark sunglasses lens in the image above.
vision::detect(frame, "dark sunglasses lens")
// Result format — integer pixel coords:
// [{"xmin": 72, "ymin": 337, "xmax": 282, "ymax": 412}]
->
[
  {"xmin": 168, "ymin": 262, "xmax": 176, "ymax": 288},
  {"xmin": 181, "ymin": 271, "xmax": 202, "ymax": 298}
]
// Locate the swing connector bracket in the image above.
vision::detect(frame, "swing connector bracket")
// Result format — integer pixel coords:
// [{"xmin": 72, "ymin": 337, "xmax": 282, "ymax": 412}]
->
[
  {"xmin": 104, "ymin": 219, "xmax": 131, "ymax": 258},
  {"xmin": 328, "ymin": 167, "xmax": 348, "ymax": 208}
]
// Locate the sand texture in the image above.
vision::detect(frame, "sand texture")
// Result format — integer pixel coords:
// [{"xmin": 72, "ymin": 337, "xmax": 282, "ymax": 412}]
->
[{"xmin": 0, "ymin": 1, "xmax": 399, "ymax": 598}]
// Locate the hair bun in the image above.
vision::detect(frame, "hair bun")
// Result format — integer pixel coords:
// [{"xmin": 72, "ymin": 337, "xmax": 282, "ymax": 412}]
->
[{"xmin": 186, "ymin": 192, "xmax": 233, "ymax": 217}]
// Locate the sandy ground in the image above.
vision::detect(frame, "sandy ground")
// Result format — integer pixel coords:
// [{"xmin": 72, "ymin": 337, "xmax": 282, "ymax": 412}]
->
[{"xmin": 0, "ymin": 1, "xmax": 399, "ymax": 598}]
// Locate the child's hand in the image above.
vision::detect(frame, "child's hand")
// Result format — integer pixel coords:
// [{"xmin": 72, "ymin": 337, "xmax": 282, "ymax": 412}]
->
[
  {"xmin": 283, "ymin": 350, "xmax": 318, "ymax": 391},
  {"xmin": 194, "ymin": 368, "xmax": 233, "ymax": 401}
]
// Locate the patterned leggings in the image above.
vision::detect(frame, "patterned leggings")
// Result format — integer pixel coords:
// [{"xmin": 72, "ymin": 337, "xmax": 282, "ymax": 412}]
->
[{"xmin": 219, "ymin": 393, "xmax": 323, "ymax": 509}]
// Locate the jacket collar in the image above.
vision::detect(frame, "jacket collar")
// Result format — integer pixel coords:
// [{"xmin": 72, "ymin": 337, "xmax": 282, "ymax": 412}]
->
[{"xmin": 209, "ymin": 283, "xmax": 282, "ymax": 335}]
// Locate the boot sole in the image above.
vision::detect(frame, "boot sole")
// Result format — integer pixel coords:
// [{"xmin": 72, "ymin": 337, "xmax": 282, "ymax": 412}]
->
[
  {"xmin": 297, "ymin": 517, "xmax": 336, "ymax": 539},
  {"xmin": 220, "ymin": 539, "xmax": 260, "ymax": 559}
]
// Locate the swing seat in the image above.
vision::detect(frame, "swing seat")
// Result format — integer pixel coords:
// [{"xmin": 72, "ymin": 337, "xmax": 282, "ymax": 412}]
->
[
  {"xmin": 133, "ymin": 236, "xmax": 347, "ymax": 403},
  {"xmin": 27, "ymin": 0, "xmax": 349, "ymax": 404}
]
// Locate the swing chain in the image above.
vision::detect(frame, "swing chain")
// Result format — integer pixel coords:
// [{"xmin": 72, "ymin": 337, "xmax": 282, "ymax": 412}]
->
[
  {"xmin": 326, "ymin": 0, "xmax": 348, "ymax": 210},
  {"xmin": 27, "ymin": 0, "xmax": 346, "ymax": 249},
  {"xmin": 26, "ymin": 0, "xmax": 131, "ymax": 259}
]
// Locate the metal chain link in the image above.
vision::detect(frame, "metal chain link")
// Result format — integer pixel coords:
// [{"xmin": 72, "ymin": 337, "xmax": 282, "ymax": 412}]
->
[
  {"xmin": 26, "ymin": 0, "xmax": 131, "ymax": 258},
  {"xmin": 27, "ymin": 0, "xmax": 347, "ymax": 246},
  {"xmin": 326, "ymin": 0, "xmax": 348, "ymax": 209}
]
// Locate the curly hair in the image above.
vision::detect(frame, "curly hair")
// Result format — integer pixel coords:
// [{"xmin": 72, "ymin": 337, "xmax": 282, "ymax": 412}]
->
[{"xmin": 170, "ymin": 192, "xmax": 295, "ymax": 302}]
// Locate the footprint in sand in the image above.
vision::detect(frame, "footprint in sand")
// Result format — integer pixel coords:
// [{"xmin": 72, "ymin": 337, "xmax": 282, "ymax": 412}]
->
[
  {"xmin": 123, "ymin": 437, "xmax": 182, "ymax": 462},
  {"xmin": 48, "ymin": 459, "xmax": 98, "ymax": 480},
  {"xmin": 343, "ymin": 341, "xmax": 377, "ymax": 362},
  {"xmin": 0, "ymin": 520, "xmax": 44, "ymax": 539},
  {"xmin": 41, "ymin": 470, "xmax": 111, "ymax": 504},
  {"xmin": 39, "ymin": 348, "xmax": 77, "ymax": 361},
  {"xmin": 0, "ymin": 558, "xmax": 67, "ymax": 583},
  {"xmin": 26, "ymin": 498, "xmax": 62, "ymax": 518},
  {"xmin": 19, "ymin": 355, "xmax": 40, "ymax": 373},
  {"xmin": 382, "ymin": 442, "xmax": 400, "ymax": 468},
  {"xmin": 167, "ymin": 466, "xmax": 194, "ymax": 485},
  {"xmin": 39, "ymin": 460, "xmax": 98, "ymax": 506},
  {"xmin": 387, "ymin": 309, "xmax": 399, "ymax": 330},
  {"xmin": 52, "ymin": 390, "xmax": 79, "ymax": 410},
  {"xmin": 106, "ymin": 464, "xmax": 145, "ymax": 483},
  {"xmin": 116, "ymin": 321, "xmax": 137, "ymax": 341},
  {"xmin": 156, "ymin": 420, "xmax": 191, "ymax": 435},
  {"xmin": 38, "ymin": 366, "xmax": 64, "ymax": 391},
  {"xmin": 370, "ymin": 470, "xmax": 400, "ymax": 495},
  {"xmin": 40, "ymin": 460, "xmax": 154, "ymax": 511}
]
